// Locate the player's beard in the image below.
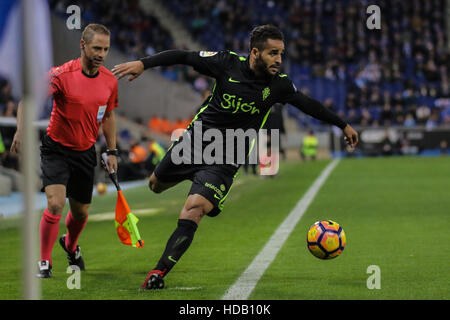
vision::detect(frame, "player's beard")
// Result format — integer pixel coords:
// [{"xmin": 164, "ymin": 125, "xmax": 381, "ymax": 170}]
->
[
  {"xmin": 255, "ymin": 55, "xmax": 272, "ymax": 78},
  {"xmin": 254, "ymin": 54, "xmax": 275, "ymax": 78}
]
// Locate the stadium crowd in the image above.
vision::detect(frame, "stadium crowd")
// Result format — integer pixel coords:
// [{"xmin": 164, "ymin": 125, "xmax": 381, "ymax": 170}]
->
[
  {"xmin": 50, "ymin": 0, "xmax": 174, "ymax": 60},
  {"xmin": 0, "ymin": 80, "xmax": 19, "ymax": 172},
  {"xmin": 163, "ymin": 0, "xmax": 450, "ymax": 129},
  {"xmin": 49, "ymin": 0, "xmax": 214, "ymax": 95},
  {"xmin": 43, "ymin": 0, "xmax": 450, "ymax": 129}
]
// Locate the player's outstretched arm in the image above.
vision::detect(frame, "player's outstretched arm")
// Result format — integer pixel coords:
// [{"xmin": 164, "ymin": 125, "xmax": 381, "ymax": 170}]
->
[
  {"xmin": 10, "ymin": 100, "xmax": 23, "ymax": 154},
  {"xmin": 111, "ymin": 61, "xmax": 144, "ymax": 82},
  {"xmin": 112, "ymin": 50, "xmax": 195, "ymax": 82},
  {"xmin": 282, "ymin": 86, "xmax": 359, "ymax": 148}
]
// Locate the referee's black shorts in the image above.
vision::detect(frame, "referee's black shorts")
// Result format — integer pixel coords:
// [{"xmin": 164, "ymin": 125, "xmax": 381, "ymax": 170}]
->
[
  {"xmin": 153, "ymin": 137, "xmax": 238, "ymax": 217},
  {"xmin": 40, "ymin": 134, "xmax": 97, "ymax": 204}
]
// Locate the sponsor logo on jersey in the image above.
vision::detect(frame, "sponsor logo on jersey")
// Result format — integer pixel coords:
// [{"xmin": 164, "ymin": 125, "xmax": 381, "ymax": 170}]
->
[
  {"xmin": 97, "ymin": 105, "xmax": 107, "ymax": 122},
  {"xmin": 199, "ymin": 51, "xmax": 218, "ymax": 57},
  {"xmin": 220, "ymin": 93, "xmax": 260, "ymax": 115}
]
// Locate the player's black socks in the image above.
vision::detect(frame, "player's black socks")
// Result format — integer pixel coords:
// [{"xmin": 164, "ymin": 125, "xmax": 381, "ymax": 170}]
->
[{"xmin": 155, "ymin": 219, "xmax": 198, "ymax": 276}]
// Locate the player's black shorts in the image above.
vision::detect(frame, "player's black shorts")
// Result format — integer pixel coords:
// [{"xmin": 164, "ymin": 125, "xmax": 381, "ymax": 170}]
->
[
  {"xmin": 153, "ymin": 137, "xmax": 239, "ymax": 217},
  {"xmin": 40, "ymin": 134, "xmax": 97, "ymax": 204}
]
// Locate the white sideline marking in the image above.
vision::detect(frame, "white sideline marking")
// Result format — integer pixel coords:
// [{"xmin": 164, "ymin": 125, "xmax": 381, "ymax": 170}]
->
[
  {"xmin": 222, "ymin": 159, "xmax": 340, "ymax": 300},
  {"xmin": 88, "ymin": 208, "xmax": 163, "ymax": 222}
]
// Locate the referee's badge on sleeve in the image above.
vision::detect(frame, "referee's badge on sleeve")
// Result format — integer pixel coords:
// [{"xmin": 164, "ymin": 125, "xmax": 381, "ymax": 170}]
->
[{"xmin": 97, "ymin": 105, "xmax": 107, "ymax": 122}]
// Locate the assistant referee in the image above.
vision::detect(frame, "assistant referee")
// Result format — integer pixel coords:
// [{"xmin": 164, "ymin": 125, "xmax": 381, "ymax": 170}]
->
[{"xmin": 11, "ymin": 24, "xmax": 119, "ymax": 278}]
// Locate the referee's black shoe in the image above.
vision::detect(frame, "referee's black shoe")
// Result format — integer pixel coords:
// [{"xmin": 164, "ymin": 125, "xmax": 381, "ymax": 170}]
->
[
  {"xmin": 59, "ymin": 235, "xmax": 85, "ymax": 271},
  {"xmin": 141, "ymin": 270, "xmax": 165, "ymax": 290},
  {"xmin": 37, "ymin": 260, "xmax": 52, "ymax": 278}
]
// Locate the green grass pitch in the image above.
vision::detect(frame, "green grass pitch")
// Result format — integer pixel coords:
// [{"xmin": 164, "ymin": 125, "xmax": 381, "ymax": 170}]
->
[{"xmin": 0, "ymin": 156, "xmax": 449, "ymax": 299}]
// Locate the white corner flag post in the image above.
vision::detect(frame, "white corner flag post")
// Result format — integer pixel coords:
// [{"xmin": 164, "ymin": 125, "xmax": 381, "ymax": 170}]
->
[
  {"xmin": 21, "ymin": 0, "xmax": 53, "ymax": 300},
  {"xmin": 21, "ymin": 0, "xmax": 39, "ymax": 300}
]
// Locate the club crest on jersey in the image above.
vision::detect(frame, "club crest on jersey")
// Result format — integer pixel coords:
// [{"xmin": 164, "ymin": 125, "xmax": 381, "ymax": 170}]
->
[
  {"xmin": 262, "ymin": 87, "xmax": 270, "ymax": 101},
  {"xmin": 199, "ymin": 51, "xmax": 218, "ymax": 57}
]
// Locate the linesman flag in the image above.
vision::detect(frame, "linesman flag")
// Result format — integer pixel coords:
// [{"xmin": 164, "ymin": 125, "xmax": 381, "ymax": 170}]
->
[{"xmin": 102, "ymin": 153, "xmax": 144, "ymax": 248}]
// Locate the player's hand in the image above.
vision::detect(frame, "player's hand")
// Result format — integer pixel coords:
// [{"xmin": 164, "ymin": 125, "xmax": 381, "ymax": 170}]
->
[
  {"xmin": 342, "ymin": 124, "xmax": 358, "ymax": 148},
  {"xmin": 111, "ymin": 61, "xmax": 144, "ymax": 82},
  {"xmin": 10, "ymin": 130, "xmax": 22, "ymax": 154}
]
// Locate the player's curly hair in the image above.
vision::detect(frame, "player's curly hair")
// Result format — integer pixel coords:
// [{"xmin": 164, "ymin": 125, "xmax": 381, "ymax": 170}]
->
[
  {"xmin": 81, "ymin": 23, "xmax": 110, "ymax": 44},
  {"xmin": 249, "ymin": 25, "xmax": 284, "ymax": 51}
]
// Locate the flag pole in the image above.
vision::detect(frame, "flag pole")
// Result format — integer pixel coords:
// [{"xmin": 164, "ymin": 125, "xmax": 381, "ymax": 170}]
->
[{"xmin": 21, "ymin": 0, "xmax": 40, "ymax": 300}]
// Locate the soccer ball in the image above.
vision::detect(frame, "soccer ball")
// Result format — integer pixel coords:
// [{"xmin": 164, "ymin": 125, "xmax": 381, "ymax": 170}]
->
[
  {"xmin": 307, "ymin": 220, "xmax": 346, "ymax": 259},
  {"xmin": 96, "ymin": 182, "xmax": 107, "ymax": 195}
]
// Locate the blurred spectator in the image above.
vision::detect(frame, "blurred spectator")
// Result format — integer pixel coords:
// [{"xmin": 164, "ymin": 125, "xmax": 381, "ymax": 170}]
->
[
  {"xmin": 381, "ymin": 130, "xmax": 394, "ymax": 156},
  {"xmin": 0, "ymin": 80, "xmax": 19, "ymax": 172},
  {"xmin": 122, "ymin": 137, "xmax": 148, "ymax": 180},
  {"xmin": 359, "ymin": 108, "xmax": 372, "ymax": 127},
  {"xmin": 3, "ymin": 100, "xmax": 17, "ymax": 117},
  {"xmin": 145, "ymin": 137, "xmax": 166, "ymax": 174},
  {"xmin": 264, "ymin": 103, "xmax": 286, "ymax": 160},
  {"xmin": 148, "ymin": 115, "xmax": 162, "ymax": 133},
  {"xmin": 440, "ymin": 140, "xmax": 448, "ymax": 155},
  {"xmin": 399, "ymin": 134, "xmax": 419, "ymax": 155},
  {"xmin": 404, "ymin": 113, "xmax": 416, "ymax": 127},
  {"xmin": 346, "ymin": 109, "xmax": 361, "ymax": 125},
  {"xmin": 129, "ymin": 138, "xmax": 147, "ymax": 164},
  {"xmin": 425, "ymin": 110, "xmax": 440, "ymax": 130},
  {"xmin": 159, "ymin": 117, "xmax": 172, "ymax": 136},
  {"xmin": 0, "ymin": 80, "xmax": 13, "ymax": 105},
  {"xmin": 416, "ymin": 105, "xmax": 431, "ymax": 125},
  {"xmin": 393, "ymin": 104, "xmax": 405, "ymax": 125},
  {"xmin": 0, "ymin": 132, "xmax": 4, "ymax": 154},
  {"xmin": 300, "ymin": 130, "xmax": 318, "ymax": 161}
]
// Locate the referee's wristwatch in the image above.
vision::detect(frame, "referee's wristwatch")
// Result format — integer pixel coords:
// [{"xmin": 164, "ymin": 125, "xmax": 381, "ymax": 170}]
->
[{"xmin": 106, "ymin": 149, "xmax": 119, "ymax": 156}]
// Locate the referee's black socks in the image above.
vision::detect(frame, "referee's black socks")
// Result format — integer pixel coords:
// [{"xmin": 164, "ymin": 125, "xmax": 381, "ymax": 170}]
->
[{"xmin": 155, "ymin": 219, "xmax": 198, "ymax": 276}]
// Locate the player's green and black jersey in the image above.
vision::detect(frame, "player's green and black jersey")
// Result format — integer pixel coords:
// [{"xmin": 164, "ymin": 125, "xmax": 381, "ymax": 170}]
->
[
  {"xmin": 142, "ymin": 50, "xmax": 347, "ymax": 133},
  {"xmin": 141, "ymin": 50, "xmax": 347, "ymax": 166},
  {"xmin": 141, "ymin": 50, "xmax": 348, "ymax": 213}
]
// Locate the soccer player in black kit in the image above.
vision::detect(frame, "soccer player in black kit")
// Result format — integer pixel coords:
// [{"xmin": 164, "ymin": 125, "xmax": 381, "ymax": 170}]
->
[{"xmin": 112, "ymin": 25, "xmax": 358, "ymax": 289}]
